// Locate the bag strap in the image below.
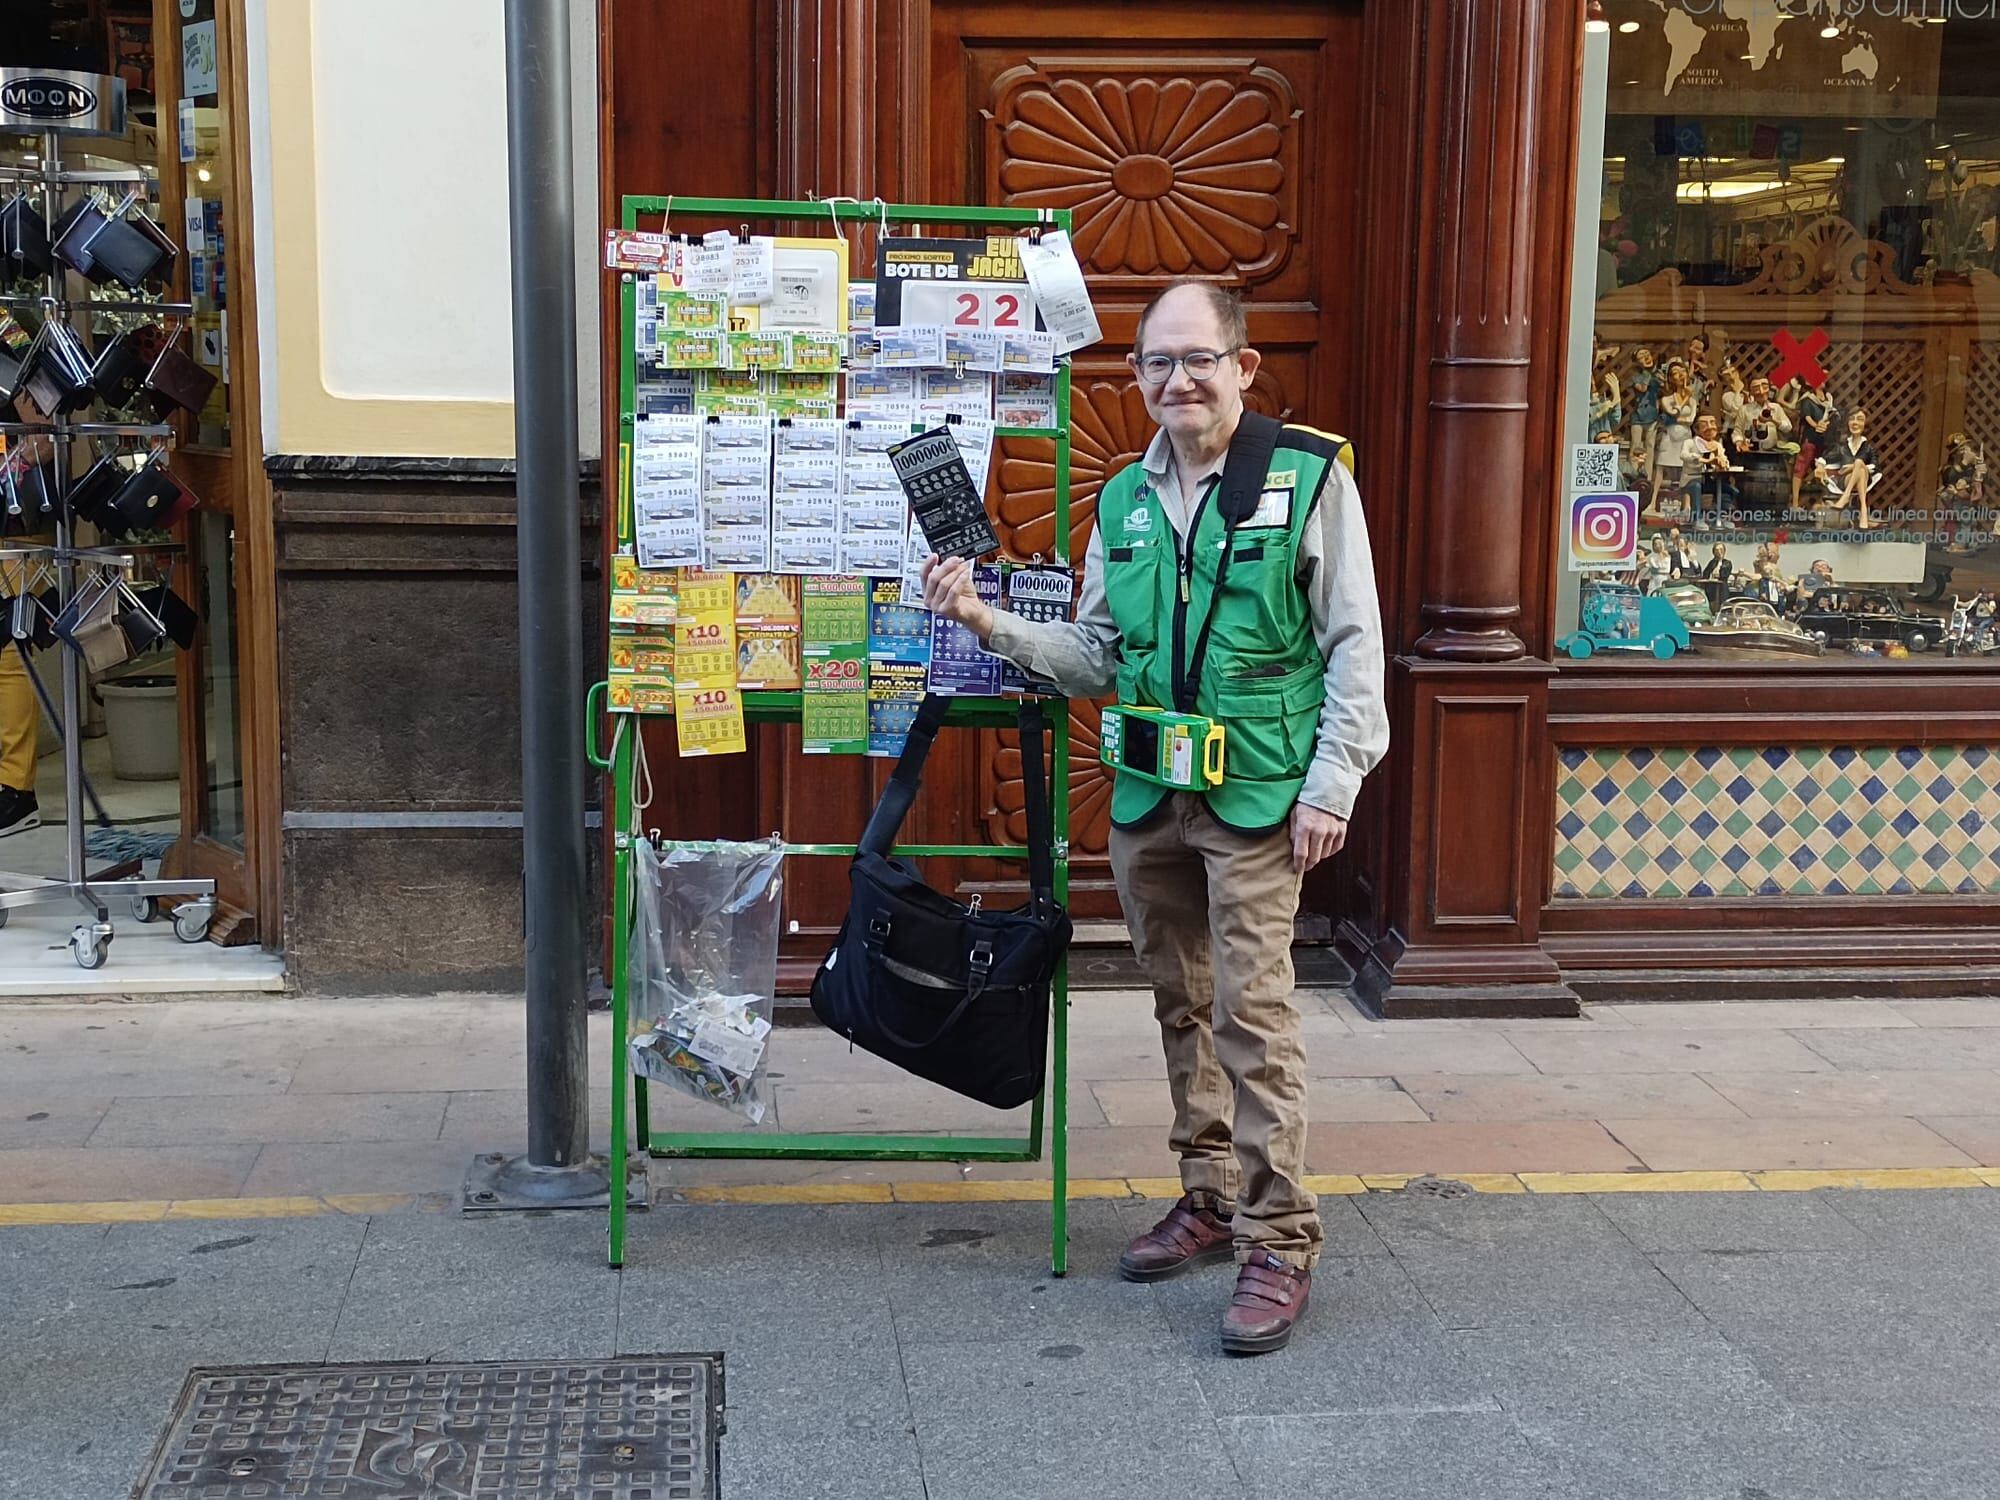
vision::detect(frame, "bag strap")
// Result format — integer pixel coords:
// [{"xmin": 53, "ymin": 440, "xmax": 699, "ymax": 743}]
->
[
  {"xmin": 858, "ymin": 691, "xmax": 951, "ymax": 857},
  {"xmin": 1178, "ymin": 411, "xmax": 1283, "ymax": 712},
  {"xmin": 857, "ymin": 691, "xmax": 1058, "ymax": 906}
]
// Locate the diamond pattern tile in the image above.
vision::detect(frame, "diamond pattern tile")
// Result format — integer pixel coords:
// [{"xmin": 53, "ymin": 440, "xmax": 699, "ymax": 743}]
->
[{"xmin": 1551, "ymin": 745, "xmax": 2000, "ymax": 899}]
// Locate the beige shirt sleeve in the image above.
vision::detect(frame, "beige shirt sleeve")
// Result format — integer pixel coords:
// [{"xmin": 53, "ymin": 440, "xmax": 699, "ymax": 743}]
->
[
  {"xmin": 1294, "ymin": 462, "xmax": 1389, "ymax": 821},
  {"xmin": 983, "ymin": 521, "xmax": 1120, "ymax": 701}
]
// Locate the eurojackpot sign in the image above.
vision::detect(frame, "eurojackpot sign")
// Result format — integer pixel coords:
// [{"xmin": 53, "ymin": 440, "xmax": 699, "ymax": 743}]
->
[{"xmin": 0, "ymin": 69, "xmax": 126, "ymax": 137}]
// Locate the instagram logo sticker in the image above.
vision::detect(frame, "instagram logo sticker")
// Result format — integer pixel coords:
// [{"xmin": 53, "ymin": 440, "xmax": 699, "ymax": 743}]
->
[{"xmin": 1566, "ymin": 491, "xmax": 1638, "ymax": 572}]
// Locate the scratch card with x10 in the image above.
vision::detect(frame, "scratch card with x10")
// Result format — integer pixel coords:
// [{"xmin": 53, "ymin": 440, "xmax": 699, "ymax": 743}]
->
[{"xmin": 887, "ymin": 425, "xmax": 1000, "ymax": 560}]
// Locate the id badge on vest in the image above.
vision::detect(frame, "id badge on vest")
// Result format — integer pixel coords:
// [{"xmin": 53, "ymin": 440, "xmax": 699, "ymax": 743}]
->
[{"xmin": 1244, "ymin": 469, "xmax": 1295, "ymax": 531}]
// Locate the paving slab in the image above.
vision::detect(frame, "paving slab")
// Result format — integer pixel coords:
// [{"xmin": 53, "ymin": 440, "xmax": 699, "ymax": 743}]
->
[
  {"xmin": 902, "ymin": 1334, "xmax": 1242, "ymax": 1500},
  {"xmin": 0, "ymin": 1098, "xmax": 107, "ymax": 1147},
  {"xmin": 1091, "ymin": 1075, "xmax": 1426, "ymax": 1127},
  {"xmin": 0, "ymin": 1048, "xmax": 295, "ymax": 1097},
  {"xmin": 1790, "ymin": 1025, "xmax": 2000, "ymax": 1071},
  {"xmin": 1503, "ymin": 1027, "xmax": 1835, "ymax": 1075},
  {"xmin": 1918, "ymin": 1115, "xmax": 2000, "ymax": 1165},
  {"xmin": 0, "ymin": 1144, "xmax": 258, "ymax": 1203},
  {"xmin": 1396, "ymin": 1071, "xmax": 1742, "ymax": 1123},
  {"xmin": 283, "ymin": 1042, "xmax": 540, "ymax": 1094},
  {"xmin": 326, "ymin": 1209, "xmax": 616, "ymax": 1362},
  {"xmin": 1650, "ymin": 1247, "xmax": 2000, "ymax": 1409},
  {"xmin": 1304, "ymin": 1120, "xmax": 1641, "ymax": 1175},
  {"xmin": 1218, "ymin": 1411, "xmax": 1566, "ymax": 1500},
  {"xmin": 87, "ymin": 1091, "xmax": 451, "ymax": 1147},
  {"xmin": 1597, "ymin": 998, "xmax": 1913, "ymax": 1029},
  {"xmin": 238, "ymin": 1140, "xmax": 485, "ymax": 1197},
  {"xmin": 1301, "ymin": 1030, "xmax": 1535, "ymax": 1078},
  {"xmin": 1818, "ymin": 1184, "xmax": 2000, "ymax": 1247},
  {"xmin": 1588, "ymin": 1188, "xmax": 1872, "ymax": 1252},
  {"xmin": 1888, "ymin": 997, "xmax": 2000, "ymax": 1027},
  {"xmin": 1601, "ymin": 1115, "xmax": 1976, "ymax": 1171},
  {"xmin": 1696, "ymin": 1066, "xmax": 2000, "ymax": 1118}
]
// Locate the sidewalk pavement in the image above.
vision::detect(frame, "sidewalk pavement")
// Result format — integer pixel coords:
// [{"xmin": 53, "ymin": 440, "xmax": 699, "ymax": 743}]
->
[
  {"xmin": 3, "ymin": 990, "xmax": 2000, "ymax": 1212},
  {"xmin": 6, "ymin": 1187, "xmax": 1999, "ymax": 1497},
  {"xmin": 5, "ymin": 991, "xmax": 2000, "ymax": 1497}
]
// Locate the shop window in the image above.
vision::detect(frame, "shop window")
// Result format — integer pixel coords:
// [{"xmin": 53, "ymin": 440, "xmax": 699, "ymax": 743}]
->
[{"xmin": 1561, "ymin": 2, "xmax": 2000, "ymax": 666}]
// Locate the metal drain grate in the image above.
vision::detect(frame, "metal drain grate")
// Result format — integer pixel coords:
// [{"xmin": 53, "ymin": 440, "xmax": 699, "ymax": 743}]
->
[{"xmin": 131, "ymin": 1355, "xmax": 722, "ymax": 1499}]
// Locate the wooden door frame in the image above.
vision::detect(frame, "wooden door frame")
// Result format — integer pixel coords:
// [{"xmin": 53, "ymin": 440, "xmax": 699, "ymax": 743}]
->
[{"xmin": 152, "ymin": 0, "xmax": 281, "ymax": 945}]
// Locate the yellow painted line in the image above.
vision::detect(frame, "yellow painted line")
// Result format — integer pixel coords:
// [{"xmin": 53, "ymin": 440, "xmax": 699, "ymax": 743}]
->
[
  {"xmin": 1522, "ymin": 1171, "xmax": 1756, "ymax": 1194},
  {"xmin": 677, "ymin": 1182, "xmax": 894, "ymax": 1205},
  {"xmin": 6, "ymin": 1165, "xmax": 2000, "ymax": 1229},
  {"xmin": 1357, "ymin": 1173, "xmax": 1528, "ymax": 1194},
  {"xmin": 1751, "ymin": 1167, "xmax": 1989, "ymax": 1192},
  {"xmin": 0, "ymin": 1200, "xmax": 173, "ymax": 1226}
]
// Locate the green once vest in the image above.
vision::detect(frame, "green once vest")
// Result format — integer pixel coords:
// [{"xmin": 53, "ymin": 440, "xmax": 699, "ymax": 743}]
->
[{"xmin": 1100, "ymin": 425, "xmax": 1350, "ymax": 835}]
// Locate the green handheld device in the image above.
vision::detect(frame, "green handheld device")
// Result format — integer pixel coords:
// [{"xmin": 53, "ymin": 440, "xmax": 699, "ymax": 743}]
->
[{"xmin": 1099, "ymin": 704, "xmax": 1226, "ymax": 791}]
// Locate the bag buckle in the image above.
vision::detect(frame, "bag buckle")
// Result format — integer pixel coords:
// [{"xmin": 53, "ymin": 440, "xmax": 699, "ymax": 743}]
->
[{"xmin": 866, "ymin": 913, "xmax": 892, "ymax": 942}]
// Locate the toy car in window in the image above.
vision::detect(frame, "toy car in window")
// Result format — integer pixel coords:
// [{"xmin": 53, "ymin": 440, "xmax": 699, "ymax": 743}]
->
[
  {"xmin": 1558, "ymin": 580, "xmax": 1689, "ymax": 660},
  {"xmin": 1688, "ymin": 598, "xmax": 1824, "ymax": 660},
  {"xmin": 1792, "ymin": 588, "xmax": 1940, "ymax": 654},
  {"xmin": 1660, "ymin": 582, "xmax": 1713, "ymax": 626}
]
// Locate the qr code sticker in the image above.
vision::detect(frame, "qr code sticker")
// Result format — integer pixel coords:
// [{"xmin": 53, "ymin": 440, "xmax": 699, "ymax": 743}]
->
[{"xmin": 1568, "ymin": 443, "xmax": 1620, "ymax": 493}]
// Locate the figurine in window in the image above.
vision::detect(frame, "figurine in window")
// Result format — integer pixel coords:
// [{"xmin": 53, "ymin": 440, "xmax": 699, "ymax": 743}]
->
[
  {"xmin": 1639, "ymin": 534, "xmax": 1673, "ymax": 593},
  {"xmin": 1667, "ymin": 527, "xmax": 1699, "ymax": 578},
  {"xmin": 1588, "ymin": 341, "xmax": 1622, "ymax": 443},
  {"xmin": 1792, "ymin": 558, "xmax": 1837, "ymax": 615},
  {"xmin": 1652, "ymin": 358, "xmax": 1697, "ymax": 515},
  {"xmin": 1626, "ymin": 346, "xmax": 1661, "ymax": 484},
  {"xmin": 1717, "ymin": 364, "xmax": 1747, "ymax": 432},
  {"xmin": 1730, "ymin": 375, "xmax": 1793, "ymax": 455},
  {"xmin": 1699, "ymin": 541, "xmax": 1733, "ymax": 582},
  {"xmin": 1753, "ymin": 561, "xmax": 1789, "ymax": 611},
  {"xmin": 1680, "ymin": 412, "xmax": 1738, "ymax": 527},
  {"xmin": 1683, "ymin": 334, "xmax": 1712, "ymax": 411},
  {"xmin": 1816, "ymin": 407, "xmax": 1883, "ymax": 529},
  {"xmin": 1789, "ymin": 381, "xmax": 1837, "ymax": 512}
]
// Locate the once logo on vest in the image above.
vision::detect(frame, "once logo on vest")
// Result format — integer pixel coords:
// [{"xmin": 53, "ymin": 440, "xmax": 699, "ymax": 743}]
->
[{"xmin": 1124, "ymin": 505, "xmax": 1154, "ymax": 535}]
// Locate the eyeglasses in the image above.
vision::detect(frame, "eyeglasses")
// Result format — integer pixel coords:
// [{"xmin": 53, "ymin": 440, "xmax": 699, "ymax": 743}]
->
[{"xmin": 1134, "ymin": 348, "xmax": 1238, "ymax": 385}]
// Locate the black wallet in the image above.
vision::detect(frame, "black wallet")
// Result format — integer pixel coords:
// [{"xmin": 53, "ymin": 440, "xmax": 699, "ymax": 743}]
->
[{"xmin": 0, "ymin": 195, "xmax": 52, "ymax": 278}]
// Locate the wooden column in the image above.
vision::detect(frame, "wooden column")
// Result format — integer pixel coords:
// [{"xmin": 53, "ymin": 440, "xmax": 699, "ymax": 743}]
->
[
  {"xmin": 1414, "ymin": 0, "xmax": 1543, "ymax": 662},
  {"xmin": 1346, "ymin": 0, "xmax": 1582, "ymax": 1015}
]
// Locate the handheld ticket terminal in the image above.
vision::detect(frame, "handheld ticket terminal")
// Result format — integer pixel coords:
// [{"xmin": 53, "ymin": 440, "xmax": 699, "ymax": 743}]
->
[{"xmin": 1099, "ymin": 704, "xmax": 1224, "ymax": 791}]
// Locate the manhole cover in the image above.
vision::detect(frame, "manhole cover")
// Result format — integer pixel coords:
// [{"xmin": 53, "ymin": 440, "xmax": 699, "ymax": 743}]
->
[{"xmin": 131, "ymin": 1356, "xmax": 722, "ymax": 1499}]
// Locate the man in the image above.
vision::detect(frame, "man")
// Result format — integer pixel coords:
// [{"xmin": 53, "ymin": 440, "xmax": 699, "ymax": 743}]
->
[
  {"xmin": 1793, "ymin": 558, "xmax": 1837, "ymax": 614},
  {"xmin": 0, "ymin": 389, "xmax": 53, "ymax": 840},
  {"xmin": 1729, "ymin": 375, "xmax": 1792, "ymax": 455},
  {"xmin": 923, "ymin": 280, "xmax": 1387, "ymax": 1355},
  {"xmin": 1666, "ymin": 528, "xmax": 1699, "ymax": 578},
  {"xmin": 1680, "ymin": 414, "xmax": 1736, "ymax": 528},
  {"xmin": 1788, "ymin": 381, "xmax": 1835, "ymax": 512}
]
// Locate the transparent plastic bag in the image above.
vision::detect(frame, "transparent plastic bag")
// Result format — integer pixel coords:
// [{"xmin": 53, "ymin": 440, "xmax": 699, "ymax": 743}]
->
[{"xmin": 627, "ymin": 835, "xmax": 785, "ymax": 1124}]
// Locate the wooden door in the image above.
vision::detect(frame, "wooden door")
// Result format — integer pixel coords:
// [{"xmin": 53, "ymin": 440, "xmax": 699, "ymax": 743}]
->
[
  {"xmin": 920, "ymin": 1, "xmax": 1366, "ymax": 917},
  {"xmin": 153, "ymin": 0, "xmax": 271, "ymax": 941}
]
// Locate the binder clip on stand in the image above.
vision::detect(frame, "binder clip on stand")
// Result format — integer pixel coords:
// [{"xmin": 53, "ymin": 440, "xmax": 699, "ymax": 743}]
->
[{"xmin": 0, "ymin": 129, "xmax": 216, "ymax": 968}]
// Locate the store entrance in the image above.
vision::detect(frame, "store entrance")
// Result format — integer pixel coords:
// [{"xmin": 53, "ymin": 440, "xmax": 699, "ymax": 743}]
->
[{"xmin": 0, "ymin": 0, "xmax": 278, "ymax": 990}]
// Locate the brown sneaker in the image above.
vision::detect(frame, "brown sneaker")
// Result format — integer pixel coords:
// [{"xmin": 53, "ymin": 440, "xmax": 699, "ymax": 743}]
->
[
  {"xmin": 1116, "ymin": 1192, "xmax": 1234, "ymax": 1283},
  {"xmin": 1220, "ymin": 1254, "xmax": 1311, "ymax": 1355}
]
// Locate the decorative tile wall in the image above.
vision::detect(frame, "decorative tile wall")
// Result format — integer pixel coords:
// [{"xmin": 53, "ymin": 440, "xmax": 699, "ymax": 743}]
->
[{"xmin": 1553, "ymin": 745, "xmax": 2000, "ymax": 899}]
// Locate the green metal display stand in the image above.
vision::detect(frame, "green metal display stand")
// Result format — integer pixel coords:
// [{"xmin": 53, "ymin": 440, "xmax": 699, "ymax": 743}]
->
[{"xmin": 591, "ymin": 196, "xmax": 1076, "ymax": 1273}]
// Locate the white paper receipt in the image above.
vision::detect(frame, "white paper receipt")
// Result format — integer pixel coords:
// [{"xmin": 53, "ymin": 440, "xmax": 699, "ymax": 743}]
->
[
  {"xmin": 1019, "ymin": 229, "xmax": 1102, "ymax": 355},
  {"xmin": 688, "ymin": 1010, "xmax": 773, "ymax": 1078}
]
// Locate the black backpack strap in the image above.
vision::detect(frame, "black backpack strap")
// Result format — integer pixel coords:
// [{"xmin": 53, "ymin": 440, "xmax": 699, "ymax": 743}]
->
[
  {"xmin": 1017, "ymin": 698, "xmax": 1054, "ymax": 901},
  {"xmin": 858, "ymin": 692, "xmax": 951, "ymax": 857},
  {"xmin": 1178, "ymin": 412, "xmax": 1283, "ymax": 712}
]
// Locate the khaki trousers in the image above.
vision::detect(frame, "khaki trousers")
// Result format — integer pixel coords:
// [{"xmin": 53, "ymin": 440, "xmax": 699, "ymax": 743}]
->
[
  {"xmin": 1109, "ymin": 792, "xmax": 1320, "ymax": 1268},
  {"xmin": 0, "ymin": 550, "xmax": 39, "ymax": 791}
]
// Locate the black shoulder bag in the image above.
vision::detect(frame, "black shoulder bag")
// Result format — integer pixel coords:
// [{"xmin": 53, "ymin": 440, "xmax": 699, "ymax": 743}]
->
[{"xmin": 810, "ymin": 693, "xmax": 1072, "ymax": 1109}]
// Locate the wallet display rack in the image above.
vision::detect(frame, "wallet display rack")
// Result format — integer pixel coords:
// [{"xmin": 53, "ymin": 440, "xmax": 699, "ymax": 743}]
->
[
  {"xmin": 0, "ymin": 132, "xmax": 217, "ymax": 968},
  {"xmin": 591, "ymin": 197, "xmax": 1076, "ymax": 1272}
]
